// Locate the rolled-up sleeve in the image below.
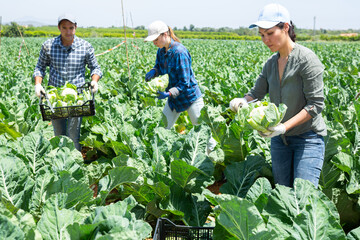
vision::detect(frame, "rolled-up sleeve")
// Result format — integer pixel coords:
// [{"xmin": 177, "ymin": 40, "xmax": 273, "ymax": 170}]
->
[
  {"xmin": 300, "ymin": 54, "xmax": 325, "ymax": 118},
  {"xmin": 174, "ymin": 53, "xmax": 192, "ymax": 93},
  {"xmin": 33, "ymin": 44, "xmax": 50, "ymax": 78},
  {"xmin": 86, "ymin": 44, "xmax": 103, "ymax": 78},
  {"xmin": 247, "ymin": 60, "xmax": 272, "ymax": 101},
  {"xmin": 152, "ymin": 50, "xmax": 162, "ymax": 76},
  {"xmin": 248, "ymin": 69, "xmax": 269, "ymax": 100}
]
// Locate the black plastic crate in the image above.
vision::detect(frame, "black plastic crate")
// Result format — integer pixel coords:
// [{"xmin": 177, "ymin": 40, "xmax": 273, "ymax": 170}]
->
[
  {"xmin": 39, "ymin": 82, "xmax": 95, "ymax": 121},
  {"xmin": 153, "ymin": 218, "xmax": 214, "ymax": 240}
]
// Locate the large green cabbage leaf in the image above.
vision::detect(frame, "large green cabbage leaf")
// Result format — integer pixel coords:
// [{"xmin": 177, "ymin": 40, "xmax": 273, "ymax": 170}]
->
[{"xmin": 207, "ymin": 178, "xmax": 347, "ymax": 239}]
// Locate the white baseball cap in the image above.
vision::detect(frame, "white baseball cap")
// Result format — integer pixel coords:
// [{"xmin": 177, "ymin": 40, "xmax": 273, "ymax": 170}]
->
[
  {"xmin": 249, "ymin": 3, "xmax": 291, "ymax": 29},
  {"xmin": 58, "ymin": 13, "xmax": 77, "ymax": 25},
  {"xmin": 144, "ymin": 20, "xmax": 168, "ymax": 42}
]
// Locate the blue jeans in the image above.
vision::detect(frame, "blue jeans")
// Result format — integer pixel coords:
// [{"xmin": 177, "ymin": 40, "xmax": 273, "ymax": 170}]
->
[
  {"xmin": 270, "ymin": 131, "xmax": 325, "ymax": 188},
  {"xmin": 52, "ymin": 117, "xmax": 82, "ymax": 151}
]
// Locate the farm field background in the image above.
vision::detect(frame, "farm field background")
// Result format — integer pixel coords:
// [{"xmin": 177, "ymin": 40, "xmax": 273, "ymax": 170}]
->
[
  {"xmin": 3, "ymin": 23, "xmax": 360, "ymax": 41},
  {"xmin": 1, "ymin": 37, "xmax": 360, "ymax": 239}
]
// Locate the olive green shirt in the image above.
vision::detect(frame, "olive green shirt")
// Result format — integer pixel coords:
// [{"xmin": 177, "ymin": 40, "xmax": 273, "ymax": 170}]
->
[{"xmin": 247, "ymin": 43, "xmax": 327, "ymax": 136}]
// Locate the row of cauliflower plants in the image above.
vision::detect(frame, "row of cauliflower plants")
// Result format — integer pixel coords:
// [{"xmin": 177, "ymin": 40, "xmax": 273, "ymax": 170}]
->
[{"xmin": 0, "ymin": 37, "xmax": 359, "ymax": 239}]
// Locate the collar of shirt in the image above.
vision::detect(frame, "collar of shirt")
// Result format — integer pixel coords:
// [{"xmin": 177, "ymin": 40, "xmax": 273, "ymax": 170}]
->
[
  {"xmin": 160, "ymin": 38, "xmax": 175, "ymax": 56},
  {"xmin": 276, "ymin": 43, "xmax": 298, "ymax": 60},
  {"xmin": 54, "ymin": 35, "xmax": 81, "ymax": 50}
]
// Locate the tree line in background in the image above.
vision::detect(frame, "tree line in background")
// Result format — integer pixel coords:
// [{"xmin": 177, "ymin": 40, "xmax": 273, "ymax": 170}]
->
[{"xmin": 2, "ymin": 22, "xmax": 360, "ymax": 41}]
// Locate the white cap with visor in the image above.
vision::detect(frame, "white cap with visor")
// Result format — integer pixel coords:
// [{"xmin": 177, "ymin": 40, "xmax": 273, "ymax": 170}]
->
[
  {"xmin": 144, "ymin": 20, "xmax": 168, "ymax": 42},
  {"xmin": 58, "ymin": 13, "xmax": 77, "ymax": 25},
  {"xmin": 249, "ymin": 3, "xmax": 291, "ymax": 29}
]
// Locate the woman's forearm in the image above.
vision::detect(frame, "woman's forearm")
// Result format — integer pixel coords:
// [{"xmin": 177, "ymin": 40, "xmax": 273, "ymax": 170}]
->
[{"xmin": 283, "ymin": 109, "xmax": 312, "ymax": 131}]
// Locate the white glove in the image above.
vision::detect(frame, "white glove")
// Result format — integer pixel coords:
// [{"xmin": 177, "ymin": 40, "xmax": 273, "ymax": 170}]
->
[
  {"xmin": 260, "ymin": 123, "xmax": 286, "ymax": 138},
  {"xmin": 229, "ymin": 98, "xmax": 248, "ymax": 112},
  {"xmin": 90, "ymin": 80, "xmax": 98, "ymax": 93},
  {"xmin": 35, "ymin": 83, "xmax": 45, "ymax": 97}
]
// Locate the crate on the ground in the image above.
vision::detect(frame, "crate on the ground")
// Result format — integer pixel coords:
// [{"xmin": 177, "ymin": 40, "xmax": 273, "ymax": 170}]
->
[
  {"xmin": 153, "ymin": 218, "xmax": 214, "ymax": 240},
  {"xmin": 39, "ymin": 82, "xmax": 95, "ymax": 121}
]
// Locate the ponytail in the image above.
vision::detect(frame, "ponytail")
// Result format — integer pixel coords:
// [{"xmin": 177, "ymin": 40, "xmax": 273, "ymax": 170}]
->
[
  {"xmin": 277, "ymin": 21, "xmax": 296, "ymax": 42},
  {"xmin": 168, "ymin": 27, "xmax": 181, "ymax": 43},
  {"xmin": 288, "ymin": 21, "xmax": 296, "ymax": 42}
]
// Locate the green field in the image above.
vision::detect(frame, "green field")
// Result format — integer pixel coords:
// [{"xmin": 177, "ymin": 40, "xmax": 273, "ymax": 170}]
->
[
  {"xmin": 0, "ymin": 37, "xmax": 360, "ymax": 239},
  {"xmin": 2, "ymin": 22, "xmax": 360, "ymax": 41}
]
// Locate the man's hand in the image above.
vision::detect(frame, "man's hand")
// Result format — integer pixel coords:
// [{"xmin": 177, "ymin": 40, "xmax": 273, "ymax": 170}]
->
[
  {"xmin": 35, "ymin": 83, "xmax": 45, "ymax": 97},
  {"xmin": 90, "ymin": 80, "xmax": 99, "ymax": 93},
  {"xmin": 157, "ymin": 91, "xmax": 170, "ymax": 99},
  {"xmin": 260, "ymin": 123, "xmax": 286, "ymax": 138},
  {"xmin": 229, "ymin": 98, "xmax": 248, "ymax": 112},
  {"xmin": 145, "ymin": 69, "xmax": 157, "ymax": 82}
]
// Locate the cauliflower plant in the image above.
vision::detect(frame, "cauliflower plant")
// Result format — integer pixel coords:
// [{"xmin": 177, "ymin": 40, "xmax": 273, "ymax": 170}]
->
[{"xmin": 246, "ymin": 101, "xmax": 287, "ymax": 134}]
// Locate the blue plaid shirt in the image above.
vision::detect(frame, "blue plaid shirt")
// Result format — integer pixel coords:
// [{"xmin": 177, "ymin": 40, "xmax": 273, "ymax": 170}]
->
[
  {"xmin": 153, "ymin": 39, "xmax": 201, "ymax": 112},
  {"xmin": 33, "ymin": 35, "xmax": 102, "ymax": 87}
]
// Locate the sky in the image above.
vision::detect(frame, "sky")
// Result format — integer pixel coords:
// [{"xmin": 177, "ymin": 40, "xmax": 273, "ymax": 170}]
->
[{"xmin": 1, "ymin": 0, "xmax": 359, "ymax": 30}]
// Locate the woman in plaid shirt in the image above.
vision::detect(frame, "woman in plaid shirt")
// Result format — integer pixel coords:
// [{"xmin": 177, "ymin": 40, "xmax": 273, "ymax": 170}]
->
[{"xmin": 144, "ymin": 20, "xmax": 217, "ymax": 153}]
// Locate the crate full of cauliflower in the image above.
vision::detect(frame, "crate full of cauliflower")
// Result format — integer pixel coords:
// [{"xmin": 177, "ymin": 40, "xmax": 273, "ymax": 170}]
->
[{"xmin": 39, "ymin": 82, "xmax": 94, "ymax": 121}]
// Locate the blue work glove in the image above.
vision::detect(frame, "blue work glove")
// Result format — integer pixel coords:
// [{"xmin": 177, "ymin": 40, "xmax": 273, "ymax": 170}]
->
[
  {"xmin": 157, "ymin": 91, "xmax": 170, "ymax": 99},
  {"xmin": 145, "ymin": 69, "xmax": 157, "ymax": 82}
]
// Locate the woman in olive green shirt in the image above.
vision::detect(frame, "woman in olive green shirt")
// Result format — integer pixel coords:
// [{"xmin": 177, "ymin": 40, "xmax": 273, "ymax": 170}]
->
[{"xmin": 230, "ymin": 3, "xmax": 326, "ymax": 188}]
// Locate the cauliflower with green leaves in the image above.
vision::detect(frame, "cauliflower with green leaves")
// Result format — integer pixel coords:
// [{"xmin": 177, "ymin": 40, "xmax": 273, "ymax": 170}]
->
[
  {"xmin": 246, "ymin": 101, "xmax": 287, "ymax": 134},
  {"xmin": 144, "ymin": 75, "xmax": 169, "ymax": 94}
]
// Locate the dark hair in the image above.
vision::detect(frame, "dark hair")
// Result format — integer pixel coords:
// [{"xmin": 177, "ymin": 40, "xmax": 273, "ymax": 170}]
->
[
  {"xmin": 276, "ymin": 21, "xmax": 296, "ymax": 42},
  {"xmin": 58, "ymin": 20, "xmax": 77, "ymax": 27}
]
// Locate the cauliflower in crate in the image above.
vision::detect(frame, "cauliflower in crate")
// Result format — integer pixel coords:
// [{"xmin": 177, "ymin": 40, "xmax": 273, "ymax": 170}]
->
[
  {"xmin": 43, "ymin": 82, "xmax": 85, "ymax": 107},
  {"xmin": 40, "ymin": 82, "xmax": 95, "ymax": 120}
]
